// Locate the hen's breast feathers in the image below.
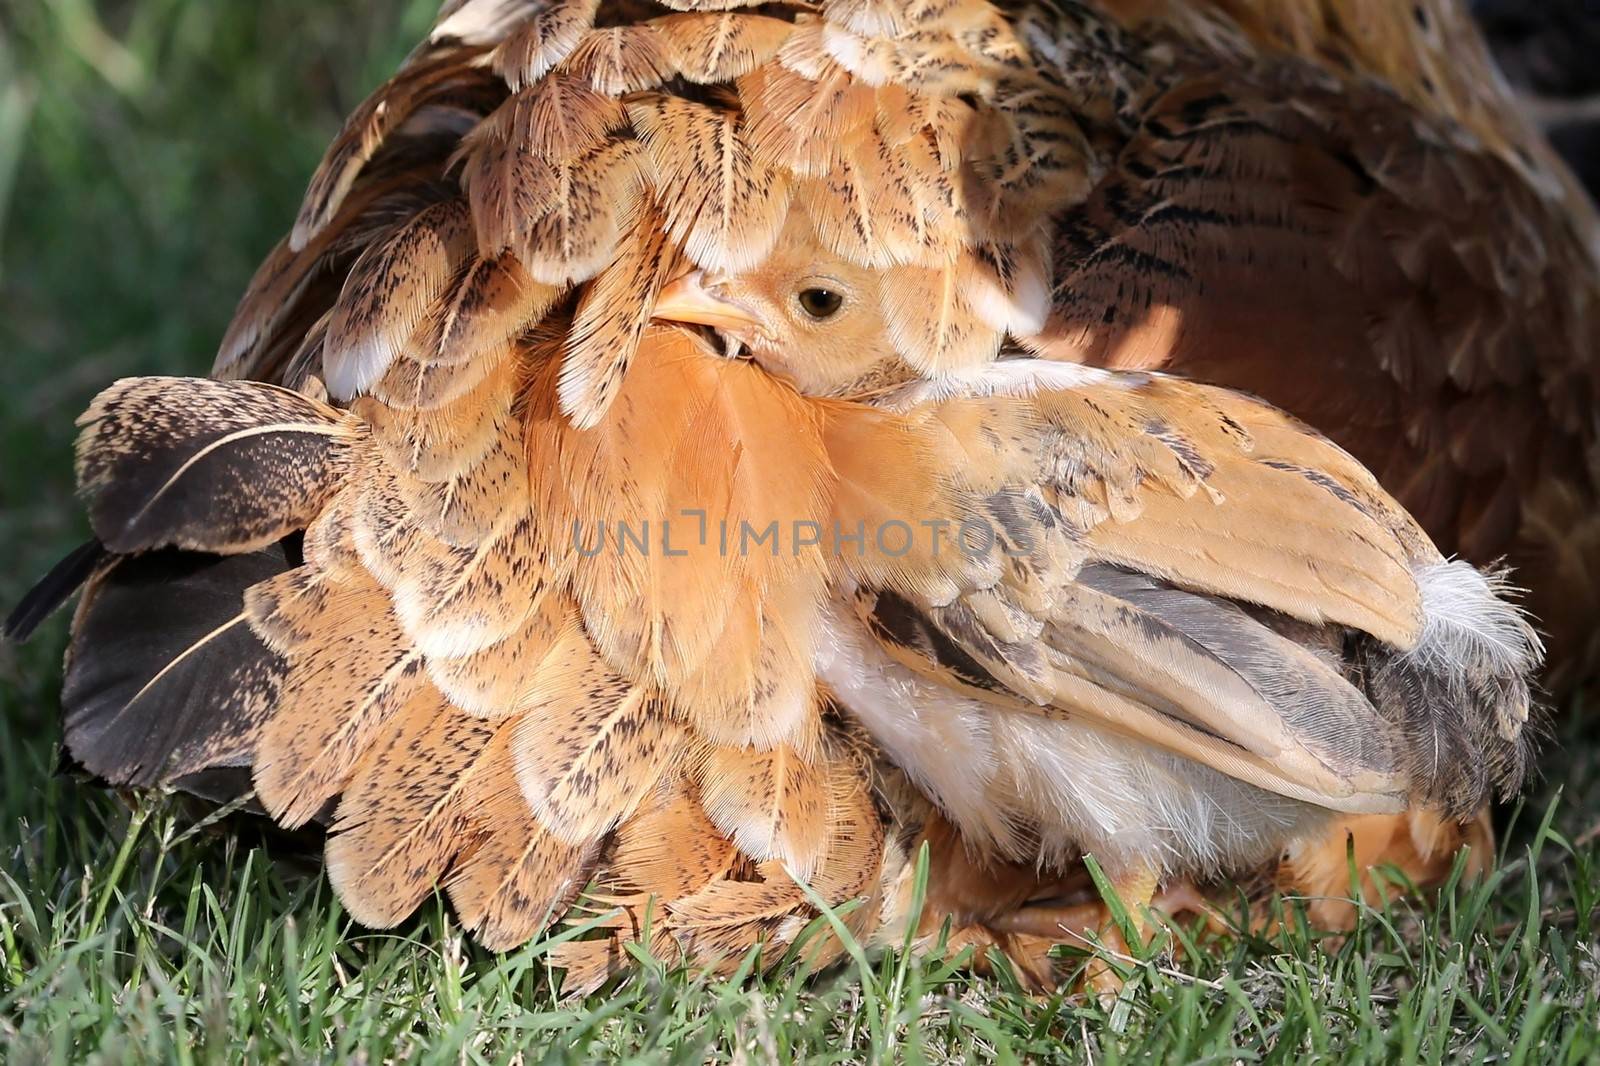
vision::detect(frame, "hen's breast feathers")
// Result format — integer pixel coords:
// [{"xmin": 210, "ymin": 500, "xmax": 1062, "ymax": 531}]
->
[{"xmin": 32, "ymin": 0, "xmax": 1576, "ymax": 959}]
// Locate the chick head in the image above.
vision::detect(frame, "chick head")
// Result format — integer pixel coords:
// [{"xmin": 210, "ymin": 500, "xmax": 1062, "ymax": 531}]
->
[{"xmin": 651, "ymin": 215, "xmax": 912, "ymax": 397}]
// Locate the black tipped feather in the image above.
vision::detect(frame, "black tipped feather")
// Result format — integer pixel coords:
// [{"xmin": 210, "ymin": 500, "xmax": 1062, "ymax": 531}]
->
[
  {"xmin": 62, "ymin": 546, "xmax": 292, "ymax": 788},
  {"xmin": 75, "ymin": 377, "xmax": 356, "ymax": 555},
  {"xmin": 4, "ymin": 540, "xmax": 108, "ymax": 643}
]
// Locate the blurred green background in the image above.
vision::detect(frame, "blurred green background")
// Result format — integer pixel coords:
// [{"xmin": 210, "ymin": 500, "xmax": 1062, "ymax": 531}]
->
[{"xmin": 0, "ymin": 1, "xmax": 437, "ymax": 606}]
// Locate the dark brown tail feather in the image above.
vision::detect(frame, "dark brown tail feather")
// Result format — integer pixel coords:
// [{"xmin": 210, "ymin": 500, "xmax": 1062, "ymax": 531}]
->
[
  {"xmin": 76, "ymin": 377, "xmax": 355, "ymax": 555},
  {"xmin": 4, "ymin": 539, "xmax": 108, "ymax": 643},
  {"xmin": 61, "ymin": 545, "xmax": 293, "ymax": 788}
]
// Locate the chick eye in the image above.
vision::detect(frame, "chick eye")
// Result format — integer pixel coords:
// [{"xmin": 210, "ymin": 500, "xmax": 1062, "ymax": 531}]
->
[{"xmin": 797, "ymin": 287, "xmax": 844, "ymax": 320}]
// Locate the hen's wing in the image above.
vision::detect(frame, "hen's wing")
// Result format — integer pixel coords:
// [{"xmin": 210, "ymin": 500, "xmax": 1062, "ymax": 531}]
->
[
  {"xmin": 60, "ymin": 329, "xmax": 882, "ymax": 953},
  {"xmin": 820, "ymin": 360, "xmax": 1539, "ymax": 854}
]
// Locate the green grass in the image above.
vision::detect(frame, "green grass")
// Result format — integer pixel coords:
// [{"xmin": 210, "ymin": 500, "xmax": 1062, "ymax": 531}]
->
[{"xmin": 1, "ymin": 2, "xmax": 1598, "ymax": 1062}]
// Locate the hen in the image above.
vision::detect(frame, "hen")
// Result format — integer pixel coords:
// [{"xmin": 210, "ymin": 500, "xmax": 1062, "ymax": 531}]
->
[{"xmin": 7, "ymin": 0, "xmax": 1578, "ymax": 991}]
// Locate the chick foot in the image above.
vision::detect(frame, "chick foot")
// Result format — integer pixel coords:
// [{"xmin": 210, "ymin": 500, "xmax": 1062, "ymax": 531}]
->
[
  {"xmin": 986, "ymin": 867, "xmax": 1224, "ymax": 997},
  {"xmin": 1273, "ymin": 808, "xmax": 1495, "ymax": 932}
]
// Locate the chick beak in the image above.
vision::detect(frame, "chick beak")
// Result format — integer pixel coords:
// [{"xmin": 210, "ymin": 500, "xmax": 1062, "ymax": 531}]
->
[{"xmin": 652, "ymin": 271, "xmax": 761, "ymax": 359}]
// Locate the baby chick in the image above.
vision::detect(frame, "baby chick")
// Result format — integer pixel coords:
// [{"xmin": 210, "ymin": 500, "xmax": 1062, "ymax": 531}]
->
[{"xmin": 651, "ymin": 215, "xmax": 918, "ymax": 398}]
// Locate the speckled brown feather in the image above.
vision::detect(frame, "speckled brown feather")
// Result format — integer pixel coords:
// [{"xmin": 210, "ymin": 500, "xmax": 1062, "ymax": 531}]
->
[
  {"xmin": 654, "ymin": 12, "xmax": 791, "ymax": 84},
  {"xmin": 491, "ymin": 0, "xmax": 599, "ymax": 90},
  {"xmin": 423, "ymin": 590, "xmax": 575, "ymax": 717},
  {"xmin": 698, "ymin": 733, "xmax": 832, "ymax": 877},
  {"xmin": 562, "ymin": 25, "xmax": 673, "ymax": 94},
  {"xmin": 251, "ymin": 574, "xmax": 429, "ymax": 828},
  {"xmin": 447, "ymin": 726, "xmax": 602, "ymax": 948},
  {"xmin": 324, "ymin": 687, "xmax": 492, "ymax": 926},
  {"xmin": 75, "ymin": 378, "xmax": 359, "ymax": 555},
  {"xmin": 608, "ymin": 789, "xmax": 738, "ymax": 899},
  {"xmin": 349, "ymin": 458, "xmax": 547, "ymax": 661},
  {"xmin": 510, "ymin": 632, "xmax": 681, "ymax": 842},
  {"xmin": 628, "ymin": 95, "xmax": 793, "ymax": 275},
  {"xmin": 323, "ymin": 200, "xmax": 477, "ymax": 401},
  {"xmin": 365, "ymin": 254, "xmax": 558, "ymax": 413},
  {"xmin": 359, "ymin": 354, "xmax": 519, "ymax": 484},
  {"xmin": 558, "ymin": 203, "xmax": 680, "ymax": 427}
]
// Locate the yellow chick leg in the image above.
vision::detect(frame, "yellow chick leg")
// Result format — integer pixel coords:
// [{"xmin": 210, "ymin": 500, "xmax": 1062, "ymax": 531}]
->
[
  {"xmin": 986, "ymin": 898, "xmax": 1111, "ymax": 941},
  {"xmin": 985, "ymin": 864, "xmax": 1165, "ymax": 996},
  {"xmin": 988, "ymin": 866, "xmax": 1224, "ymax": 941},
  {"xmin": 1085, "ymin": 866, "xmax": 1159, "ymax": 997},
  {"xmin": 1150, "ymin": 879, "xmax": 1232, "ymax": 937},
  {"xmin": 1273, "ymin": 808, "xmax": 1495, "ymax": 933}
]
